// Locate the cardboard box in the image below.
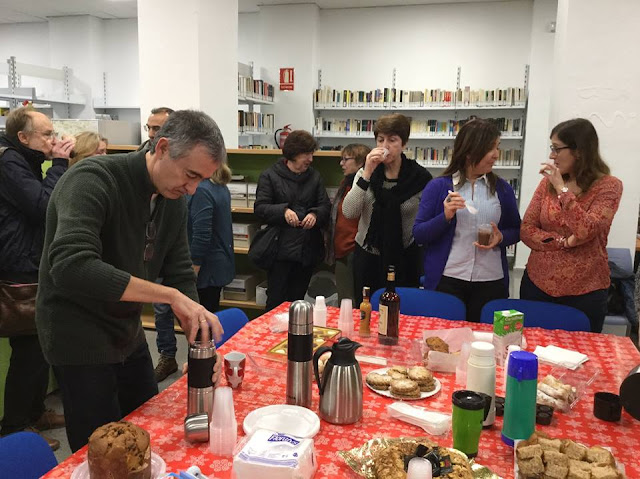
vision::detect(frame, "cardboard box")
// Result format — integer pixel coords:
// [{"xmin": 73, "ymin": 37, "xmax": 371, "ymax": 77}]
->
[
  {"xmin": 229, "ymin": 182, "xmax": 248, "ymax": 208},
  {"xmin": 232, "ymin": 223, "xmax": 259, "ymax": 248},
  {"xmin": 223, "ymin": 274, "xmax": 259, "ymax": 301},
  {"xmin": 492, "ymin": 309, "xmax": 524, "ymax": 366}
]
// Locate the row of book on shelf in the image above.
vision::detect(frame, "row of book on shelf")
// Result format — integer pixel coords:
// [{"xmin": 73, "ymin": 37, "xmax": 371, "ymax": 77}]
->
[
  {"xmin": 406, "ymin": 147, "xmax": 522, "ymax": 167},
  {"xmin": 313, "ymin": 86, "xmax": 527, "ymax": 108},
  {"xmin": 238, "ymin": 75, "xmax": 275, "ymax": 102},
  {"xmin": 238, "ymin": 111, "xmax": 275, "ymax": 134},
  {"xmin": 314, "ymin": 117, "xmax": 523, "ymax": 137}
]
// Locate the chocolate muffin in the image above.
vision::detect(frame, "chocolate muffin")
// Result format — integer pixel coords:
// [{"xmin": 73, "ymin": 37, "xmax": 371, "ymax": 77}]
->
[{"xmin": 88, "ymin": 421, "xmax": 151, "ymax": 479}]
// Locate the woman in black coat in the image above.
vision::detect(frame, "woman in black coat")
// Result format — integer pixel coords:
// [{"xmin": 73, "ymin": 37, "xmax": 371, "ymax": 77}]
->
[{"xmin": 254, "ymin": 130, "xmax": 331, "ymax": 311}]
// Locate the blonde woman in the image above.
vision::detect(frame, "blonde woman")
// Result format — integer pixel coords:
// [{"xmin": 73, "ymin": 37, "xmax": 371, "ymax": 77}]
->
[
  {"xmin": 70, "ymin": 132, "xmax": 108, "ymax": 166},
  {"xmin": 188, "ymin": 163, "xmax": 235, "ymax": 313}
]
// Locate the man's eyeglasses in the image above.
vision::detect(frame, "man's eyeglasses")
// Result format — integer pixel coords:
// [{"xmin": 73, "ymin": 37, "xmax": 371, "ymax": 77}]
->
[
  {"xmin": 144, "ymin": 221, "xmax": 156, "ymax": 262},
  {"xmin": 32, "ymin": 130, "xmax": 57, "ymax": 139},
  {"xmin": 144, "ymin": 125, "xmax": 162, "ymax": 132},
  {"xmin": 549, "ymin": 145, "xmax": 571, "ymax": 155}
]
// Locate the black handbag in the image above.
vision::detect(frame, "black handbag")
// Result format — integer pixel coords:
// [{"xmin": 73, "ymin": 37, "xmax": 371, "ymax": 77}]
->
[
  {"xmin": 0, "ymin": 281, "xmax": 38, "ymax": 337},
  {"xmin": 248, "ymin": 226, "xmax": 280, "ymax": 270}
]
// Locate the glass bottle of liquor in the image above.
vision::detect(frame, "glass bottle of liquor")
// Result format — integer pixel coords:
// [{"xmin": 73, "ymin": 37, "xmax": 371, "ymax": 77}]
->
[
  {"xmin": 359, "ymin": 287, "xmax": 372, "ymax": 337},
  {"xmin": 378, "ymin": 265, "xmax": 400, "ymax": 345}
]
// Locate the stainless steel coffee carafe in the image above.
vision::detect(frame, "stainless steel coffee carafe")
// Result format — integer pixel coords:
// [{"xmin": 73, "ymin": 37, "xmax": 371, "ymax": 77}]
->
[
  {"xmin": 286, "ymin": 300, "xmax": 314, "ymax": 409},
  {"xmin": 313, "ymin": 337, "xmax": 363, "ymax": 424},
  {"xmin": 184, "ymin": 339, "xmax": 216, "ymax": 442}
]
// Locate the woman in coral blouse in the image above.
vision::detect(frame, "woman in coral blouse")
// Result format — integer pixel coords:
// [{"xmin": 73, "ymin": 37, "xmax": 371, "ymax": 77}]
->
[{"xmin": 520, "ymin": 118, "xmax": 622, "ymax": 332}]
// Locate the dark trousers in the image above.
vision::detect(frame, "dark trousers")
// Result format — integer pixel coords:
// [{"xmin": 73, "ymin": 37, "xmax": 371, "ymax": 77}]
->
[
  {"xmin": 266, "ymin": 261, "xmax": 314, "ymax": 312},
  {"xmin": 520, "ymin": 269, "xmax": 608, "ymax": 333},
  {"xmin": 436, "ymin": 276, "xmax": 507, "ymax": 323},
  {"xmin": 0, "ymin": 335, "xmax": 49, "ymax": 435},
  {"xmin": 353, "ymin": 243, "xmax": 421, "ymax": 305},
  {"xmin": 198, "ymin": 286, "xmax": 222, "ymax": 313},
  {"xmin": 53, "ymin": 341, "xmax": 158, "ymax": 452}
]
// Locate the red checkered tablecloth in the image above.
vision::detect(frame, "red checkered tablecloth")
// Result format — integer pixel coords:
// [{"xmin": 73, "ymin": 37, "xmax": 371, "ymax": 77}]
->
[{"xmin": 45, "ymin": 303, "xmax": 640, "ymax": 478}]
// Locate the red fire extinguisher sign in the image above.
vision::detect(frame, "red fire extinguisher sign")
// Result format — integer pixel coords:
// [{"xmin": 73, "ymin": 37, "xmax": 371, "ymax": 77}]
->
[{"xmin": 280, "ymin": 68, "xmax": 294, "ymax": 91}]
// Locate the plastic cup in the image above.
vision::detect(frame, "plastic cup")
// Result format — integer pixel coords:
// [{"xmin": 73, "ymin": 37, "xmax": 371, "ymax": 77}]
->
[
  {"xmin": 593, "ymin": 392, "xmax": 622, "ymax": 422},
  {"xmin": 209, "ymin": 386, "xmax": 237, "ymax": 456},
  {"xmin": 338, "ymin": 298, "xmax": 354, "ymax": 337},
  {"xmin": 477, "ymin": 224, "xmax": 492, "ymax": 246}
]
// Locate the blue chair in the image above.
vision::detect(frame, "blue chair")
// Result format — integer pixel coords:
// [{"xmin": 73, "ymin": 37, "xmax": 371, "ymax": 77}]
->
[
  {"xmin": 0, "ymin": 431, "xmax": 58, "ymax": 478},
  {"xmin": 215, "ymin": 308, "xmax": 249, "ymax": 348},
  {"xmin": 479, "ymin": 299, "xmax": 590, "ymax": 332},
  {"xmin": 371, "ymin": 287, "xmax": 466, "ymax": 321}
]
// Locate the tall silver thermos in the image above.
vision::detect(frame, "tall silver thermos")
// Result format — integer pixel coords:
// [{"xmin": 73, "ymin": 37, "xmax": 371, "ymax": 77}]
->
[
  {"xmin": 286, "ymin": 300, "xmax": 314, "ymax": 409},
  {"xmin": 184, "ymin": 339, "xmax": 216, "ymax": 442}
]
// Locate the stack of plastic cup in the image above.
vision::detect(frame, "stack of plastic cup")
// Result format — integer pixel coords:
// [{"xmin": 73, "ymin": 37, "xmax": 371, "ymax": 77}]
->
[
  {"xmin": 209, "ymin": 386, "xmax": 237, "ymax": 456},
  {"xmin": 338, "ymin": 299, "xmax": 354, "ymax": 337}
]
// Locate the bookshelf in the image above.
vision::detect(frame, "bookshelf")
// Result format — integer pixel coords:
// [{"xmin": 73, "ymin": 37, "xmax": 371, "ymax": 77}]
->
[{"xmin": 238, "ymin": 62, "xmax": 276, "ymax": 148}]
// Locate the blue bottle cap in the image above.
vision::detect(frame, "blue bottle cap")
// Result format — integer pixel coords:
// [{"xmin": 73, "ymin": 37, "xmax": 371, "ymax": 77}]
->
[{"xmin": 507, "ymin": 350, "xmax": 538, "ymax": 381}]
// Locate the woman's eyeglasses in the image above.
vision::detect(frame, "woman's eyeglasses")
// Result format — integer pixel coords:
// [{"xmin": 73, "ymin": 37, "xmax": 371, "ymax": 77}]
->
[
  {"xmin": 144, "ymin": 221, "xmax": 156, "ymax": 262},
  {"xmin": 549, "ymin": 145, "xmax": 571, "ymax": 155}
]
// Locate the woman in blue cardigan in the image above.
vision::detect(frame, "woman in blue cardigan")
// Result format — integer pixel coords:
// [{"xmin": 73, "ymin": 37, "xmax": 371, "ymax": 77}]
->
[{"xmin": 412, "ymin": 119, "xmax": 521, "ymax": 322}]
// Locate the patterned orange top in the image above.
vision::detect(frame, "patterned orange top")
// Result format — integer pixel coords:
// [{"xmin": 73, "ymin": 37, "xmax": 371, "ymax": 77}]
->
[{"xmin": 521, "ymin": 175, "xmax": 622, "ymax": 297}]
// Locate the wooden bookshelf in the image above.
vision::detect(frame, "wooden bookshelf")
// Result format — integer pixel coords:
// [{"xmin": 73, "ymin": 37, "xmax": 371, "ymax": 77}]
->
[
  {"xmin": 234, "ymin": 246, "xmax": 249, "ymax": 254},
  {"xmin": 220, "ymin": 298, "xmax": 265, "ymax": 310},
  {"xmin": 231, "ymin": 207, "xmax": 254, "ymax": 214},
  {"xmin": 228, "ymin": 148, "xmax": 341, "ymax": 157},
  {"xmin": 107, "ymin": 144, "xmax": 138, "ymax": 152}
]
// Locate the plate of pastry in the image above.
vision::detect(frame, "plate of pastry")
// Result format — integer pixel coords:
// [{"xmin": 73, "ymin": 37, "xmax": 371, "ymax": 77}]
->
[{"xmin": 365, "ymin": 366, "xmax": 441, "ymax": 400}]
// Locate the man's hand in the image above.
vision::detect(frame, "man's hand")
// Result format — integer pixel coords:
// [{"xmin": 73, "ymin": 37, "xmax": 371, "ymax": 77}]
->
[
  {"xmin": 51, "ymin": 137, "xmax": 75, "ymax": 160},
  {"xmin": 182, "ymin": 351, "xmax": 223, "ymax": 386},
  {"xmin": 170, "ymin": 293, "xmax": 223, "ymax": 345}
]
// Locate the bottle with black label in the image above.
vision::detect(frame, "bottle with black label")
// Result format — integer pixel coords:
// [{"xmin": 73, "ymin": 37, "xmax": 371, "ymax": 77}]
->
[{"xmin": 378, "ymin": 265, "xmax": 400, "ymax": 345}]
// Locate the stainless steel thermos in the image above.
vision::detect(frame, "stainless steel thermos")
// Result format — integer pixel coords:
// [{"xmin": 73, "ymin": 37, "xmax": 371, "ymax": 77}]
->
[
  {"xmin": 286, "ymin": 300, "xmax": 314, "ymax": 409},
  {"xmin": 184, "ymin": 339, "xmax": 216, "ymax": 442}
]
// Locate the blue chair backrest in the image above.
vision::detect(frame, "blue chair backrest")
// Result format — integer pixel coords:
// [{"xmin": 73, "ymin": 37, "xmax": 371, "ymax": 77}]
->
[
  {"xmin": 371, "ymin": 287, "xmax": 466, "ymax": 321},
  {"xmin": 215, "ymin": 308, "xmax": 249, "ymax": 348},
  {"xmin": 479, "ymin": 299, "xmax": 590, "ymax": 332},
  {"xmin": 0, "ymin": 431, "xmax": 58, "ymax": 478}
]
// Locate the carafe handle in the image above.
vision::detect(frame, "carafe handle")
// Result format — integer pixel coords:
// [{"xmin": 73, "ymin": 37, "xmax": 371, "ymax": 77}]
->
[{"xmin": 313, "ymin": 345, "xmax": 332, "ymax": 396}]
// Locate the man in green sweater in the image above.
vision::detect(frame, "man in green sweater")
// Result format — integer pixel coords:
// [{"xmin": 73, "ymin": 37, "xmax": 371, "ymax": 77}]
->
[{"xmin": 36, "ymin": 110, "xmax": 225, "ymax": 452}]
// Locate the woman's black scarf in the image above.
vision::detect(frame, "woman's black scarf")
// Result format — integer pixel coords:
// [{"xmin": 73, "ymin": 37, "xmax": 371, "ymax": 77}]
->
[{"xmin": 364, "ymin": 154, "xmax": 431, "ymax": 272}]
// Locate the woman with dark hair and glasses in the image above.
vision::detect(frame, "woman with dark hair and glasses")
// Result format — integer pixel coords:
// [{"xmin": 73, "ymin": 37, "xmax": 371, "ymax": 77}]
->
[
  {"xmin": 254, "ymin": 130, "xmax": 331, "ymax": 311},
  {"xmin": 520, "ymin": 118, "xmax": 622, "ymax": 332},
  {"xmin": 343, "ymin": 114, "xmax": 432, "ymax": 305},
  {"xmin": 326, "ymin": 143, "xmax": 371, "ymax": 301},
  {"xmin": 412, "ymin": 119, "xmax": 521, "ymax": 323}
]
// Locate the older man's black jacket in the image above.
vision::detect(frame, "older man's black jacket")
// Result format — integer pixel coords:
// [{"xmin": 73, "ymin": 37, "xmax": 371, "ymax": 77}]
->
[{"xmin": 0, "ymin": 135, "xmax": 67, "ymax": 282}]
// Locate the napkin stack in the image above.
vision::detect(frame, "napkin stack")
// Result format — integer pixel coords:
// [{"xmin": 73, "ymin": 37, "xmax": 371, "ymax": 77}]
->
[{"xmin": 532, "ymin": 345, "xmax": 588, "ymax": 370}]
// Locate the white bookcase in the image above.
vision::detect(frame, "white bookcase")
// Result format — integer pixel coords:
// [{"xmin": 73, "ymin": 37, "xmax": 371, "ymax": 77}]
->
[{"xmin": 238, "ymin": 62, "xmax": 276, "ymax": 147}]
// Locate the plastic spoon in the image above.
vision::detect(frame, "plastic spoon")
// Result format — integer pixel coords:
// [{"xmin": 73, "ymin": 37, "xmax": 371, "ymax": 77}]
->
[{"xmin": 446, "ymin": 190, "xmax": 478, "ymax": 215}]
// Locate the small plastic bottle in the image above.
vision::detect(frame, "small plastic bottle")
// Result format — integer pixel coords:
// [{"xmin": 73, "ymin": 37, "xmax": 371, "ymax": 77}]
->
[
  {"xmin": 313, "ymin": 296, "xmax": 326, "ymax": 327},
  {"xmin": 359, "ymin": 287, "xmax": 372, "ymax": 337}
]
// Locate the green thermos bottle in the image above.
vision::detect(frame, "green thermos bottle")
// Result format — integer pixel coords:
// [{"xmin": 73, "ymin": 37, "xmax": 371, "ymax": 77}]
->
[{"xmin": 501, "ymin": 350, "xmax": 538, "ymax": 446}]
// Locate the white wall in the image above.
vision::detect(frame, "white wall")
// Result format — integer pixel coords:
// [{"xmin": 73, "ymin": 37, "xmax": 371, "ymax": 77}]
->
[
  {"xmin": 102, "ymin": 19, "xmax": 139, "ymax": 108},
  {"xmin": 550, "ymin": 0, "xmax": 640, "ymax": 255},
  {"xmin": 515, "ymin": 0, "xmax": 558, "ymax": 270},
  {"xmin": 0, "ymin": 22, "xmax": 51, "ymax": 94},
  {"xmin": 238, "ymin": 13, "xmax": 258, "ymax": 66},
  {"xmin": 317, "ymin": 1, "xmax": 533, "ymax": 90}
]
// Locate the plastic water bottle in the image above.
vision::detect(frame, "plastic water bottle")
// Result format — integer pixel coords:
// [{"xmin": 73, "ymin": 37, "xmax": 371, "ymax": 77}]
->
[
  {"xmin": 502, "ymin": 350, "xmax": 538, "ymax": 446},
  {"xmin": 313, "ymin": 296, "xmax": 326, "ymax": 327},
  {"xmin": 466, "ymin": 341, "xmax": 496, "ymax": 427}
]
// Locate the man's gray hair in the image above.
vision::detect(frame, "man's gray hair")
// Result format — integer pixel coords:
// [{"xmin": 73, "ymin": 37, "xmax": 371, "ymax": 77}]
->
[{"xmin": 150, "ymin": 110, "xmax": 226, "ymax": 163}]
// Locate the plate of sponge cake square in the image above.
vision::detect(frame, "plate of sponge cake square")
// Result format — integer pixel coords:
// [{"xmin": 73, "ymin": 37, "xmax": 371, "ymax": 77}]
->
[{"xmin": 515, "ymin": 431, "xmax": 624, "ymax": 479}]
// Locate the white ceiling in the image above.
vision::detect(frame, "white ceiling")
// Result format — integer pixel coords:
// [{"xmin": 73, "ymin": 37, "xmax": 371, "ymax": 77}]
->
[{"xmin": 0, "ymin": 0, "xmax": 509, "ymax": 24}]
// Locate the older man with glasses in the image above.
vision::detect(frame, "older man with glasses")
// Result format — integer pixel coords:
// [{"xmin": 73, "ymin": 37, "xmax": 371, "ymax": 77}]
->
[
  {"xmin": 0, "ymin": 107, "xmax": 74, "ymax": 450},
  {"xmin": 36, "ymin": 110, "xmax": 226, "ymax": 452},
  {"xmin": 139, "ymin": 106, "xmax": 174, "ymax": 152}
]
